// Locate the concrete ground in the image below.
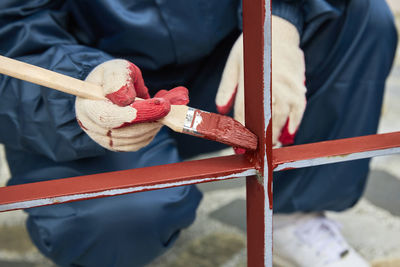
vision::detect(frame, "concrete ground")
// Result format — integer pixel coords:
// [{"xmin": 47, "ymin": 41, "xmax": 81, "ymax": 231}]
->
[{"xmin": 1, "ymin": 2, "xmax": 400, "ymax": 266}]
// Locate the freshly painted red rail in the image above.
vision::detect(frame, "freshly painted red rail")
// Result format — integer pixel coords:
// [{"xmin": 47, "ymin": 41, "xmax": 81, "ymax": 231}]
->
[
  {"xmin": 2, "ymin": 131, "xmax": 398, "ymax": 212},
  {"xmin": 0, "ymin": 155, "xmax": 256, "ymax": 212},
  {"xmin": 273, "ymin": 131, "xmax": 400, "ymax": 171},
  {"xmin": 243, "ymin": 0, "xmax": 272, "ymax": 265}
]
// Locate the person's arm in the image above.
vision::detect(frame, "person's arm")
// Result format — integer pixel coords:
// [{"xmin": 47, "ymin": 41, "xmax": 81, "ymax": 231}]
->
[
  {"xmin": 0, "ymin": 0, "xmax": 113, "ymax": 161},
  {"xmin": 215, "ymin": 0, "xmax": 307, "ymax": 147}
]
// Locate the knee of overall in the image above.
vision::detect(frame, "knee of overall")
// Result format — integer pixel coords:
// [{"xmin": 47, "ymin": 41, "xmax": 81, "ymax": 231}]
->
[{"xmin": 26, "ymin": 185, "xmax": 202, "ymax": 267}]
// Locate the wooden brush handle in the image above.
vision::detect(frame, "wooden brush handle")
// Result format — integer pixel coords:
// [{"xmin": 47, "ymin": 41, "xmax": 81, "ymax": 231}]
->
[
  {"xmin": 0, "ymin": 55, "xmax": 187, "ymax": 133},
  {"xmin": 0, "ymin": 55, "xmax": 105, "ymax": 100}
]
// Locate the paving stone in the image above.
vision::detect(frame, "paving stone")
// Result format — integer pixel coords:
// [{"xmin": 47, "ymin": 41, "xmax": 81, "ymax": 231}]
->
[
  {"xmin": 210, "ymin": 199, "xmax": 246, "ymax": 232},
  {"xmin": 0, "ymin": 261, "xmax": 55, "ymax": 267},
  {"xmin": 235, "ymin": 258, "xmax": 246, "ymax": 267},
  {"xmin": 372, "ymin": 258, "xmax": 400, "ymax": 267},
  {"xmin": 168, "ymin": 232, "xmax": 245, "ymax": 267},
  {"xmin": 0, "ymin": 261, "xmax": 34, "ymax": 267},
  {"xmin": 0, "ymin": 210, "xmax": 27, "ymax": 227},
  {"xmin": 365, "ymin": 170, "xmax": 400, "ymax": 216},
  {"xmin": 220, "ymin": 249, "xmax": 246, "ymax": 267},
  {"xmin": 389, "ymin": 66, "xmax": 400, "ymax": 77},
  {"xmin": 0, "ymin": 225, "xmax": 34, "ymax": 253}
]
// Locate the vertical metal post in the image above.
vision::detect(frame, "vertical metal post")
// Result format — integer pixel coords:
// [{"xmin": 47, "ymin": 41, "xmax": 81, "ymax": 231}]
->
[{"xmin": 243, "ymin": 0, "xmax": 272, "ymax": 266}]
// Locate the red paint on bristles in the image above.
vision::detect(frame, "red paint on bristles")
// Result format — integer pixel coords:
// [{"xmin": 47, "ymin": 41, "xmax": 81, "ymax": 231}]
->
[{"xmin": 195, "ymin": 110, "xmax": 258, "ymax": 150}]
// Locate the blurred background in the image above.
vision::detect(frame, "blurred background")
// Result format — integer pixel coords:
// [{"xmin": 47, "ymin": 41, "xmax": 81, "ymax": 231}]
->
[{"xmin": 0, "ymin": 1, "xmax": 400, "ymax": 266}]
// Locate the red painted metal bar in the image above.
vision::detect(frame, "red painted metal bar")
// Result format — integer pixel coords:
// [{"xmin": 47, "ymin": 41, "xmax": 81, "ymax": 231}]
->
[
  {"xmin": 273, "ymin": 131, "xmax": 400, "ymax": 171},
  {"xmin": 0, "ymin": 155, "xmax": 256, "ymax": 212},
  {"xmin": 243, "ymin": 0, "xmax": 272, "ymax": 266}
]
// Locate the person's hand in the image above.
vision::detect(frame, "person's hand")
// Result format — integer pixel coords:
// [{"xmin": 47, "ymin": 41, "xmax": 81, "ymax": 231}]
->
[
  {"xmin": 215, "ymin": 16, "xmax": 306, "ymax": 147},
  {"xmin": 75, "ymin": 59, "xmax": 189, "ymax": 151}
]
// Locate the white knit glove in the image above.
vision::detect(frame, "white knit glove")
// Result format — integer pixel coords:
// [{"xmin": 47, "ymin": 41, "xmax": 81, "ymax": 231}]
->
[
  {"xmin": 215, "ymin": 16, "xmax": 306, "ymax": 146},
  {"xmin": 75, "ymin": 59, "xmax": 188, "ymax": 152}
]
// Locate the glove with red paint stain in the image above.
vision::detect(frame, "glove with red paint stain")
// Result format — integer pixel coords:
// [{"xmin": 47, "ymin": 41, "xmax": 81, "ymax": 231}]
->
[
  {"xmin": 215, "ymin": 16, "xmax": 306, "ymax": 147},
  {"xmin": 75, "ymin": 59, "xmax": 189, "ymax": 151}
]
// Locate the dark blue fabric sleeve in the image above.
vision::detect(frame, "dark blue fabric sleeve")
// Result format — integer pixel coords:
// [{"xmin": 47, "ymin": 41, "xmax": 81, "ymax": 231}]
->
[
  {"xmin": 272, "ymin": 0, "xmax": 346, "ymax": 37},
  {"xmin": 237, "ymin": 0, "xmax": 243, "ymax": 30},
  {"xmin": 0, "ymin": 1, "xmax": 113, "ymax": 162}
]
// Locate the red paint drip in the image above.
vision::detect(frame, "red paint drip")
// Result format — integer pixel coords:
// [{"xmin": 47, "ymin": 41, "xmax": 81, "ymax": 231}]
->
[
  {"xmin": 107, "ymin": 130, "xmax": 113, "ymax": 147},
  {"xmin": 77, "ymin": 119, "xmax": 88, "ymax": 130},
  {"xmin": 195, "ymin": 110, "xmax": 258, "ymax": 150}
]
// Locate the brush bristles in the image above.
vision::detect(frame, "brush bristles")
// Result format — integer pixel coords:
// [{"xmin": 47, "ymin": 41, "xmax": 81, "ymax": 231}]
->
[
  {"xmin": 185, "ymin": 109, "xmax": 258, "ymax": 150},
  {"xmin": 196, "ymin": 122, "xmax": 258, "ymax": 150}
]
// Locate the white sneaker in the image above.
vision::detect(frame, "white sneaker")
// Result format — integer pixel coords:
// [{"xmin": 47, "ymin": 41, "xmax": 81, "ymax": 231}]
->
[{"xmin": 273, "ymin": 213, "xmax": 370, "ymax": 267}]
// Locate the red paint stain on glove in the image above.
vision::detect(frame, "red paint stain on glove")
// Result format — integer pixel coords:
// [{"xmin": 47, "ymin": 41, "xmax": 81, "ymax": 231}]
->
[
  {"xmin": 128, "ymin": 63, "xmax": 150, "ymax": 99},
  {"xmin": 115, "ymin": 98, "xmax": 171, "ymax": 128},
  {"xmin": 278, "ymin": 118, "xmax": 296, "ymax": 146},
  {"xmin": 154, "ymin": 86, "xmax": 189, "ymax": 105},
  {"xmin": 106, "ymin": 83, "xmax": 137, "ymax": 107},
  {"xmin": 106, "ymin": 62, "xmax": 150, "ymax": 107}
]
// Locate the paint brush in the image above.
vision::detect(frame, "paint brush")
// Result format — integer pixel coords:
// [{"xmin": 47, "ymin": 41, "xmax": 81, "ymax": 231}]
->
[{"xmin": 0, "ymin": 55, "xmax": 258, "ymax": 150}]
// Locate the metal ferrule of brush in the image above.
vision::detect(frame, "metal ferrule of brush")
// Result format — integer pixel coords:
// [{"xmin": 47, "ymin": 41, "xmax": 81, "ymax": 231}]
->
[{"xmin": 183, "ymin": 107, "xmax": 205, "ymax": 137}]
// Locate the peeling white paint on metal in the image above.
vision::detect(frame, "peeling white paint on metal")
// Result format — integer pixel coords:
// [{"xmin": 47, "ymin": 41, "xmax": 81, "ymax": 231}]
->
[
  {"xmin": 274, "ymin": 147, "xmax": 400, "ymax": 172},
  {"xmin": 0, "ymin": 169, "xmax": 257, "ymax": 212},
  {"xmin": 264, "ymin": 1, "xmax": 273, "ymax": 266}
]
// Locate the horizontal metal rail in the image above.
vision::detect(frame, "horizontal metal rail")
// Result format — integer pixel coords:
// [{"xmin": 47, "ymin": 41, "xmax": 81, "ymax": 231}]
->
[
  {"xmin": 1, "ymin": 131, "xmax": 399, "ymax": 212},
  {"xmin": 0, "ymin": 155, "xmax": 256, "ymax": 212},
  {"xmin": 273, "ymin": 131, "xmax": 400, "ymax": 171}
]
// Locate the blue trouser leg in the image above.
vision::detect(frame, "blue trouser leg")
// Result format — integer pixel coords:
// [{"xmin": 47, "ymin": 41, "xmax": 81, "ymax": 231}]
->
[
  {"xmin": 23, "ymin": 130, "xmax": 202, "ymax": 267},
  {"xmin": 27, "ymin": 187, "xmax": 201, "ymax": 267},
  {"xmin": 273, "ymin": 0, "xmax": 397, "ymax": 212}
]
